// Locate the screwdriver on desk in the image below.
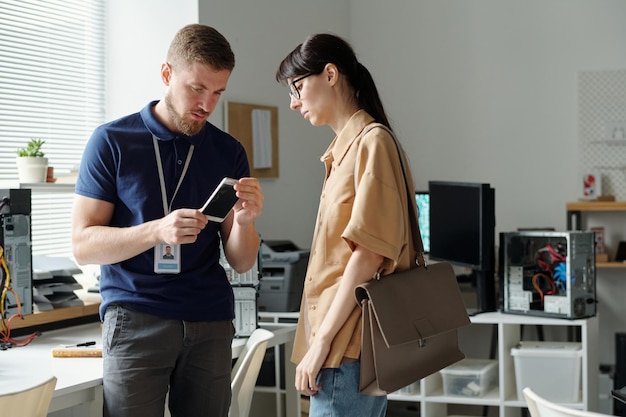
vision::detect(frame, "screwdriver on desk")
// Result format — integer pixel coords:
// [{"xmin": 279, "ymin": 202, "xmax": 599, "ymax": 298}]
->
[{"xmin": 64, "ymin": 341, "xmax": 96, "ymax": 348}]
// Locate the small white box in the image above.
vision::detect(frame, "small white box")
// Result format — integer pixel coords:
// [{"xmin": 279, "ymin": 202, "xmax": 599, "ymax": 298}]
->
[
  {"xmin": 511, "ymin": 341, "xmax": 582, "ymax": 403},
  {"xmin": 440, "ymin": 358, "xmax": 498, "ymax": 397}
]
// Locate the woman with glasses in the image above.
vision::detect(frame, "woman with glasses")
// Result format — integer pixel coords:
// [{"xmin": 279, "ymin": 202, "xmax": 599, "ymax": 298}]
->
[{"xmin": 276, "ymin": 33, "xmax": 418, "ymax": 417}]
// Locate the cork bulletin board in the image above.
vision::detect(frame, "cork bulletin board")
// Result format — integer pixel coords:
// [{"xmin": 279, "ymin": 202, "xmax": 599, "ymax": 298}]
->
[{"xmin": 224, "ymin": 101, "xmax": 279, "ymax": 178}]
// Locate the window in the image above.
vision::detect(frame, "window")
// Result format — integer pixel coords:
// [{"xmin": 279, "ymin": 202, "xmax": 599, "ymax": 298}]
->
[{"xmin": 0, "ymin": 0, "xmax": 106, "ymax": 256}]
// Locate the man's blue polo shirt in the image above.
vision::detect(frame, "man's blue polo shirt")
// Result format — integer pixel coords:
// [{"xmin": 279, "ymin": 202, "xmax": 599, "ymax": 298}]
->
[{"xmin": 75, "ymin": 101, "xmax": 250, "ymax": 321}]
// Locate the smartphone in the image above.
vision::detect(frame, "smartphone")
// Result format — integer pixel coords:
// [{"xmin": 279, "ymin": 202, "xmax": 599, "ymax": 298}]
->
[{"xmin": 200, "ymin": 177, "xmax": 239, "ymax": 222}]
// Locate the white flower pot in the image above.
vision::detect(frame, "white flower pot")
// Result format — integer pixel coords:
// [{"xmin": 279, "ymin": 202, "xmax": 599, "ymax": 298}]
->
[{"xmin": 16, "ymin": 156, "xmax": 48, "ymax": 183}]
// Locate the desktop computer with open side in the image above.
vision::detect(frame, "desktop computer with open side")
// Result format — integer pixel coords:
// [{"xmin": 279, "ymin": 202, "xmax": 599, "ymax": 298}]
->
[{"xmin": 0, "ymin": 189, "xmax": 33, "ymax": 317}]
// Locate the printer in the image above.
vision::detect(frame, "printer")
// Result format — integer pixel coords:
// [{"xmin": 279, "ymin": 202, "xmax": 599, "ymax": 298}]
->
[{"xmin": 258, "ymin": 240, "xmax": 309, "ymax": 312}]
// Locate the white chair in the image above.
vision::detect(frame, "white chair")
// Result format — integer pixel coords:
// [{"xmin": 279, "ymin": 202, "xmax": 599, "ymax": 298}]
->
[
  {"xmin": 230, "ymin": 328, "xmax": 274, "ymax": 417},
  {"xmin": 0, "ymin": 376, "xmax": 57, "ymax": 417},
  {"xmin": 523, "ymin": 387, "xmax": 611, "ymax": 417}
]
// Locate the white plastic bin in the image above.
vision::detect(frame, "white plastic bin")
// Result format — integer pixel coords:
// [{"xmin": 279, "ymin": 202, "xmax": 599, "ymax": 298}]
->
[
  {"xmin": 440, "ymin": 358, "xmax": 498, "ymax": 397},
  {"xmin": 394, "ymin": 381, "xmax": 420, "ymax": 396},
  {"xmin": 511, "ymin": 341, "xmax": 582, "ymax": 403}
]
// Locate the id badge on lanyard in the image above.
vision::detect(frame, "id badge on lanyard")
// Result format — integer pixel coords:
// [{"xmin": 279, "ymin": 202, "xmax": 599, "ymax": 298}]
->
[
  {"xmin": 154, "ymin": 243, "xmax": 180, "ymax": 273},
  {"xmin": 152, "ymin": 136, "xmax": 194, "ymax": 274}
]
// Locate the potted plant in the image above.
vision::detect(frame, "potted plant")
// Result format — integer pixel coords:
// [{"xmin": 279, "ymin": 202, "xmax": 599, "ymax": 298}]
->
[{"xmin": 16, "ymin": 138, "xmax": 48, "ymax": 183}]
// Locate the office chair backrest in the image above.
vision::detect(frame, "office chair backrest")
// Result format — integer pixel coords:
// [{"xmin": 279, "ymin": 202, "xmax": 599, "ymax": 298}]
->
[
  {"xmin": 0, "ymin": 375, "xmax": 57, "ymax": 417},
  {"xmin": 523, "ymin": 387, "xmax": 610, "ymax": 417},
  {"xmin": 230, "ymin": 328, "xmax": 274, "ymax": 417}
]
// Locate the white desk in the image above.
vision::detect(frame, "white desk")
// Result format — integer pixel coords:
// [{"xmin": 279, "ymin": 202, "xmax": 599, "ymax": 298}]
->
[{"xmin": 0, "ymin": 321, "xmax": 298, "ymax": 416}]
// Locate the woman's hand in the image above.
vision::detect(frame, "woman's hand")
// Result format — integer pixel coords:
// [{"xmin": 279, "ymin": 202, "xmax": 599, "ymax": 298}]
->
[{"xmin": 295, "ymin": 338, "xmax": 330, "ymax": 396}]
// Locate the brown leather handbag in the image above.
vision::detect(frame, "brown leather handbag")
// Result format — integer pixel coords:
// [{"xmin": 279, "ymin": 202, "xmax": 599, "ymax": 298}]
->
[{"xmin": 355, "ymin": 124, "xmax": 471, "ymax": 395}]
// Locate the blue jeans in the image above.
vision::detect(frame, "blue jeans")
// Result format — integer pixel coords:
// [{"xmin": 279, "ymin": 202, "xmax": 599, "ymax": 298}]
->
[
  {"xmin": 309, "ymin": 361, "xmax": 387, "ymax": 417},
  {"xmin": 102, "ymin": 304, "xmax": 234, "ymax": 417}
]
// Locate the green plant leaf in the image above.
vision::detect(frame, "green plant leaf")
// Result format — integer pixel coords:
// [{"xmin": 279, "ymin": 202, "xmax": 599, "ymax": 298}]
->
[{"xmin": 16, "ymin": 138, "xmax": 45, "ymax": 157}]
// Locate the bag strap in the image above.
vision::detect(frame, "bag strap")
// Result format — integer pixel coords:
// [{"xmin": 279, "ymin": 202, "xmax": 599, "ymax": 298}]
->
[{"xmin": 360, "ymin": 123, "xmax": 426, "ymax": 268}]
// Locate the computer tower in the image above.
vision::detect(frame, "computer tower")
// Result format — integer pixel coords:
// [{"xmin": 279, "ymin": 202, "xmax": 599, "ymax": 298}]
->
[
  {"xmin": 0, "ymin": 189, "xmax": 33, "ymax": 317},
  {"xmin": 232, "ymin": 286, "xmax": 258, "ymax": 338},
  {"xmin": 500, "ymin": 231, "xmax": 596, "ymax": 319},
  {"xmin": 220, "ymin": 243, "xmax": 261, "ymax": 337},
  {"xmin": 0, "ymin": 214, "xmax": 33, "ymax": 316}
]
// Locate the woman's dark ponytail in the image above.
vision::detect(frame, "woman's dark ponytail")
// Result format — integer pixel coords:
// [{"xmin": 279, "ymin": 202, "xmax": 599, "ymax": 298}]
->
[{"xmin": 354, "ymin": 62, "xmax": 390, "ymax": 129}]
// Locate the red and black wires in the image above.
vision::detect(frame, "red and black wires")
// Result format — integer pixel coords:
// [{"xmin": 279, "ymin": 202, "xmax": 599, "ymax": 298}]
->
[{"xmin": 532, "ymin": 243, "xmax": 567, "ymax": 305}]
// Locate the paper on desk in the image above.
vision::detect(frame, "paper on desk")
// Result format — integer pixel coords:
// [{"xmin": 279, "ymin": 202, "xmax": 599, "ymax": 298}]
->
[
  {"xmin": 35, "ymin": 292, "xmax": 84, "ymax": 307},
  {"xmin": 33, "ymin": 255, "xmax": 83, "ymax": 277}
]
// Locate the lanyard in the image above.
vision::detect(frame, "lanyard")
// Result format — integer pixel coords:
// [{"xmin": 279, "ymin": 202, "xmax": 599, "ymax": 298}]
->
[{"xmin": 152, "ymin": 135, "xmax": 194, "ymax": 215}]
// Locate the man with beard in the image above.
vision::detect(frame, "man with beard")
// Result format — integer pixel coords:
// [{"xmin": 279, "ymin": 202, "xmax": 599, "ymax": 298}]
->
[{"xmin": 71, "ymin": 24, "xmax": 263, "ymax": 417}]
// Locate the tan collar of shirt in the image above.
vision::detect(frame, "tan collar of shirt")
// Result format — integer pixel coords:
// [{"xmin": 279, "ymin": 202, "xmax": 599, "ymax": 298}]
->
[{"xmin": 321, "ymin": 110, "xmax": 375, "ymax": 169}]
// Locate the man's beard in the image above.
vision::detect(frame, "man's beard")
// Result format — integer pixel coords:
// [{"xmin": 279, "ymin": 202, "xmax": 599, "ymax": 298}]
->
[{"xmin": 164, "ymin": 94, "xmax": 206, "ymax": 136}]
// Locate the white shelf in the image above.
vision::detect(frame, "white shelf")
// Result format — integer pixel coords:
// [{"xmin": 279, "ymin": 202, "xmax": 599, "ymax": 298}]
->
[
  {"xmin": 395, "ymin": 311, "xmax": 599, "ymax": 417},
  {"xmin": 0, "ymin": 181, "xmax": 75, "ymax": 193},
  {"xmin": 470, "ymin": 311, "xmax": 591, "ymax": 326}
]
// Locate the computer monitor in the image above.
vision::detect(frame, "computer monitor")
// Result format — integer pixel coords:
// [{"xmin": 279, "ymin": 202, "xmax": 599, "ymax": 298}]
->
[
  {"xmin": 415, "ymin": 191, "xmax": 430, "ymax": 253},
  {"xmin": 429, "ymin": 181, "xmax": 495, "ymax": 270},
  {"xmin": 428, "ymin": 180, "xmax": 496, "ymax": 312}
]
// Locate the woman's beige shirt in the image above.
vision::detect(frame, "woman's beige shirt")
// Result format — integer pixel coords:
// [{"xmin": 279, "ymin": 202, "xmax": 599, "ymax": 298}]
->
[{"xmin": 291, "ymin": 110, "xmax": 418, "ymax": 368}]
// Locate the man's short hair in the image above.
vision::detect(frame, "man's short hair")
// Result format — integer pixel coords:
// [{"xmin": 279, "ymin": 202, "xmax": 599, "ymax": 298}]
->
[{"xmin": 167, "ymin": 24, "xmax": 235, "ymax": 72}]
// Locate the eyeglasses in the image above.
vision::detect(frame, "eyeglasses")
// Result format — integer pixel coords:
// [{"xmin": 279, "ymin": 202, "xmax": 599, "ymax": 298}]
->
[{"xmin": 288, "ymin": 74, "xmax": 315, "ymax": 100}]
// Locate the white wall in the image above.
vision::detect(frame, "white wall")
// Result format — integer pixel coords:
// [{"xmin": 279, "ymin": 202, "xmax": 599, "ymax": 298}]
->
[
  {"xmin": 105, "ymin": 0, "xmax": 199, "ymax": 121},
  {"xmin": 350, "ymin": 0, "xmax": 626, "ymax": 236}
]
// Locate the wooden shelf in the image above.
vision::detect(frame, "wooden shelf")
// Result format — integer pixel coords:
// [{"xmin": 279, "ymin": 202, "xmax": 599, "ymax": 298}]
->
[
  {"xmin": 597, "ymin": 262, "xmax": 626, "ymax": 269},
  {"xmin": 566, "ymin": 201, "xmax": 626, "ymax": 211},
  {"xmin": 10, "ymin": 299, "xmax": 100, "ymax": 330}
]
